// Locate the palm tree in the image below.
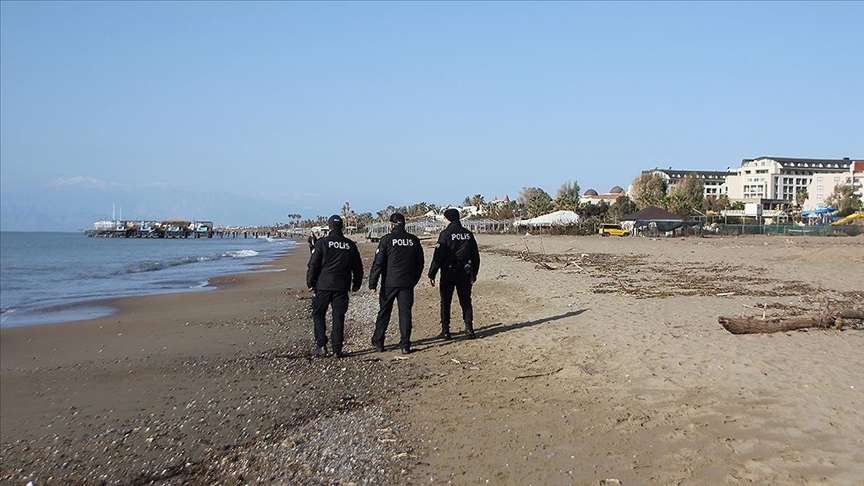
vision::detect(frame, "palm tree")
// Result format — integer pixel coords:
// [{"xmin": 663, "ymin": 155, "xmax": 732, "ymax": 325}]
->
[
  {"xmin": 553, "ymin": 180, "xmax": 581, "ymax": 212},
  {"xmin": 470, "ymin": 194, "xmax": 485, "ymax": 209},
  {"xmin": 793, "ymin": 189, "xmax": 808, "ymax": 223}
]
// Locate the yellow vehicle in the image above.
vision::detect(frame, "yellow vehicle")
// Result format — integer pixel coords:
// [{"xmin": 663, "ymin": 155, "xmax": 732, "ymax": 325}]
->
[{"xmin": 598, "ymin": 223, "xmax": 630, "ymax": 237}]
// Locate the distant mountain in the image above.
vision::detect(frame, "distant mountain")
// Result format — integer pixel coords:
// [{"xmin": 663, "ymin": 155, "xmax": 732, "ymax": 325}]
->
[{"xmin": 0, "ymin": 184, "xmax": 299, "ymax": 232}]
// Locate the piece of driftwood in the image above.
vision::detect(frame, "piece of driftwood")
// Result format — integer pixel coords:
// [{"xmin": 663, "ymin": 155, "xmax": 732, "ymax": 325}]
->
[
  {"xmin": 515, "ymin": 367, "xmax": 564, "ymax": 379},
  {"xmin": 563, "ymin": 261, "xmax": 585, "ymax": 271},
  {"xmin": 719, "ymin": 310, "xmax": 864, "ymax": 334}
]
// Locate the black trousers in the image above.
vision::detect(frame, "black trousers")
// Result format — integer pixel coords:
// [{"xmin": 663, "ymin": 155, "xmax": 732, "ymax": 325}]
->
[
  {"xmin": 439, "ymin": 273, "xmax": 473, "ymax": 333},
  {"xmin": 311, "ymin": 290, "xmax": 349, "ymax": 351},
  {"xmin": 372, "ymin": 286, "xmax": 414, "ymax": 348}
]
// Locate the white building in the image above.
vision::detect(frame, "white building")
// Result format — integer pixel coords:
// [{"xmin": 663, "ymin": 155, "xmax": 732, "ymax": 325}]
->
[
  {"xmin": 638, "ymin": 169, "xmax": 729, "ymax": 200},
  {"xmin": 724, "ymin": 156, "xmax": 857, "ymax": 204},
  {"xmin": 633, "ymin": 157, "xmax": 860, "ymax": 211},
  {"xmin": 801, "ymin": 160, "xmax": 864, "ymax": 210},
  {"xmin": 580, "ymin": 186, "xmax": 626, "ymax": 205}
]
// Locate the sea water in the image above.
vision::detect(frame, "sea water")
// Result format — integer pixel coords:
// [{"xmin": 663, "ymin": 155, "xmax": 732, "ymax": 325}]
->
[{"xmin": 0, "ymin": 232, "xmax": 297, "ymax": 328}]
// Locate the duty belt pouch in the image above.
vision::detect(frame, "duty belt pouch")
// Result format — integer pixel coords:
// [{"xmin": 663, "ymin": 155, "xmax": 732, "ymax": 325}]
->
[{"xmin": 448, "ymin": 261, "xmax": 471, "ymax": 275}]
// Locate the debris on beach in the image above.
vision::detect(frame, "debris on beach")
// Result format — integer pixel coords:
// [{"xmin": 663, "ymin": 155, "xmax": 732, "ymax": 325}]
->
[
  {"xmin": 488, "ymin": 246, "xmax": 864, "ymax": 305},
  {"xmin": 719, "ymin": 309, "xmax": 864, "ymax": 334}
]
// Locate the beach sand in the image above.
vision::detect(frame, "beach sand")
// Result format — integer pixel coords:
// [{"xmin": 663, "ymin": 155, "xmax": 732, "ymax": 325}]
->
[{"xmin": 2, "ymin": 234, "xmax": 863, "ymax": 485}]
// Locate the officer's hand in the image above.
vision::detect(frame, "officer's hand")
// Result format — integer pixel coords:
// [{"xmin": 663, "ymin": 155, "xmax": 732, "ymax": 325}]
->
[
  {"xmin": 429, "ymin": 278, "xmax": 436, "ymax": 287},
  {"xmin": 370, "ymin": 288, "xmax": 377, "ymax": 295},
  {"xmin": 308, "ymin": 287, "xmax": 314, "ymax": 292},
  {"xmin": 472, "ymin": 275, "xmax": 477, "ymax": 283}
]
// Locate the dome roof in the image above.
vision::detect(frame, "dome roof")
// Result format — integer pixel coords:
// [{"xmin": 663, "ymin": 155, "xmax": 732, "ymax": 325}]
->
[
  {"xmin": 583, "ymin": 189, "xmax": 598, "ymax": 196},
  {"xmin": 610, "ymin": 186, "xmax": 625, "ymax": 193}
]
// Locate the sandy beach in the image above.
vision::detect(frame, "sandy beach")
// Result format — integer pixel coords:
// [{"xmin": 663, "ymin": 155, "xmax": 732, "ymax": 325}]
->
[{"xmin": 2, "ymin": 233, "xmax": 863, "ymax": 485}]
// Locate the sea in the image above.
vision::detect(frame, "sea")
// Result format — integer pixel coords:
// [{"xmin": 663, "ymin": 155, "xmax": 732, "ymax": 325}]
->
[{"xmin": 0, "ymin": 232, "xmax": 297, "ymax": 328}]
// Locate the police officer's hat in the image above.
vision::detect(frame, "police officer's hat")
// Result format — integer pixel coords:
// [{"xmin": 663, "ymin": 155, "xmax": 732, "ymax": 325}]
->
[
  {"xmin": 443, "ymin": 208, "xmax": 460, "ymax": 222},
  {"xmin": 327, "ymin": 215, "xmax": 343, "ymax": 229},
  {"xmin": 389, "ymin": 213, "xmax": 406, "ymax": 225}
]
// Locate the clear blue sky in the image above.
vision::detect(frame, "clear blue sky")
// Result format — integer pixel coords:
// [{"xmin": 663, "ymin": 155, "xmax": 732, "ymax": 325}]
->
[{"xmin": 2, "ymin": 1, "xmax": 863, "ymax": 229}]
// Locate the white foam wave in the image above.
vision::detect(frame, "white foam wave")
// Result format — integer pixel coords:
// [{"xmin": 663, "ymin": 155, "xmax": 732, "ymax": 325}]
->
[
  {"xmin": 0, "ymin": 308, "xmax": 15, "ymax": 326},
  {"xmin": 224, "ymin": 249, "xmax": 259, "ymax": 258}
]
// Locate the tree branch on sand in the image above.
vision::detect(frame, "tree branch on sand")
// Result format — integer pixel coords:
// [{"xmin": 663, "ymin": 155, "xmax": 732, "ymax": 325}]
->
[{"xmin": 718, "ymin": 309, "xmax": 864, "ymax": 334}]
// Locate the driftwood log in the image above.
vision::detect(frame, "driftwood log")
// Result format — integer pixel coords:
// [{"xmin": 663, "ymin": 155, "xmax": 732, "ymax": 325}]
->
[{"xmin": 719, "ymin": 310, "xmax": 864, "ymax": 334}]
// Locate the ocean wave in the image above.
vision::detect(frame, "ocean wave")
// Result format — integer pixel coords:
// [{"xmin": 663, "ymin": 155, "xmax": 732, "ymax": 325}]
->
[
  {"xmin": 122, "ymin": 249, "xmax": 259, "ymax": 274},
  {"xmin": 224, "ymin": 249, "xmax": 259, "ymax": 258},
  {"xmin": 125, "ymin": 255, "xmax": 209, "ymax": 274},
  {"xmin": 261, "ymin": 237, "xmax": 297, "ymax": 248}
]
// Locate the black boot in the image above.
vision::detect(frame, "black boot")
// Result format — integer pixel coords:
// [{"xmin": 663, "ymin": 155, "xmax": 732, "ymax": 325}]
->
[{"xmin": 465, "ymin": 324, "xmax": 476, "ymax": 339}]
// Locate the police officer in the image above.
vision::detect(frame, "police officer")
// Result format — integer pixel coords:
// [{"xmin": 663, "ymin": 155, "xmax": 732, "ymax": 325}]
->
[
  {"xmin": 307, "ymin": 230, "xmax": 318, "ymax": 253},
  {"xmin": 306, "ymin": 215, "xmax": 364, "ymax": 358},
  {"xmin": 428, "ymin": 208, "xmax": 480, "ymax": 340},
  {"xmin": 369, "ymin": 213, "xmax": 424, "ymax": 354}
]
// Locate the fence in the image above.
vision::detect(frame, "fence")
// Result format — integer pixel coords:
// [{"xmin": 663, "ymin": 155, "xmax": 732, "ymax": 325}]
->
[
  {"xmin": 710, "ymin": 223, "xmax": 861, "ymax": 237},
  {"xmin": 362, "ymin": 218, "xmax": 861, "ymax": 240},
  {"xmin": 365, "ymin": 218, "xmax": 518, "ymax": 240}
]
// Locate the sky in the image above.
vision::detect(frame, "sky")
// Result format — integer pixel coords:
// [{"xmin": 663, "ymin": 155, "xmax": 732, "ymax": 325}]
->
[{"xmin": 1, "ymin": 1, "xmax": 863, "ymax": 231}]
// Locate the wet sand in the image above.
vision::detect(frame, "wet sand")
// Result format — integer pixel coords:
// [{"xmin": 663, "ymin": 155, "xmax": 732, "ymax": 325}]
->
[{"xmin": 2, "ymin": 234, "xmax": 863, "ymax": 485}]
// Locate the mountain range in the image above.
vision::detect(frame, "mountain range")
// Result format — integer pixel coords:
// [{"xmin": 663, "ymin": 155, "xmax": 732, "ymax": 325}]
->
[{"xmin": 0, "ymin": 183, "xmax": 309, "ymax": 232}]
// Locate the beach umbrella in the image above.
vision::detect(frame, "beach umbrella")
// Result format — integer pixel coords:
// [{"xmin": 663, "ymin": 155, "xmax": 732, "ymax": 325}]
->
[{"xmin": 802, "ymin": 206, "xmax": 835, "ymax": 217}]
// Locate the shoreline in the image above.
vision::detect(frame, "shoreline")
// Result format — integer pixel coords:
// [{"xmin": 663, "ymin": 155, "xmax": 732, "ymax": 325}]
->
[
  {"xmin": 0, "ymin": 245, "xmax": 304, "ymax": 371},
  {"xmin": 0, "ymin": 232, "xmax": 299, "ymax": 330},
  {"xmin": 1, "ymin": 239, "xmax": 424, "ymax": 484},
  {"xmin": 3, "ymin": 233, "xmax": 863, "ymax": 484}
]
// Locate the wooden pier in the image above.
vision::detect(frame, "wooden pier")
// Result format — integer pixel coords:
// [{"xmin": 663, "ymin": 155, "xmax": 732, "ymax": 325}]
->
[{"xmin": 84, "ymin": 220, "xmax": 289, "ymax": 239}]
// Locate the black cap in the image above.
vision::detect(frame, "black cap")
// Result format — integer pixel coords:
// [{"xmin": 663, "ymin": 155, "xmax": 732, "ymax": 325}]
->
[
  {"xmin": 389, "ymin": 212, "xmax": 405, "ymax": 224},
  {"xmin": 327, "ymin": 215, "xmax": 343, "ymax": 229},
  {"xmin": 443, "ymin": 208, "xmax": 460, "ymax": 222}
]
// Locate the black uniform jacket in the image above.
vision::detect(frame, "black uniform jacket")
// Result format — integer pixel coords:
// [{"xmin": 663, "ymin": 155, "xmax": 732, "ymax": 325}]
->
[
  {"xmin": 428, "ymin": 220, "xmax": 480, "ymax": 280},
  {"xmin": 307, "ymin": 230, "xmax": 364, "ymax": 292},
  {"xmin": 368, "ymin": 225, "xmax": 424, "ymax": 289}
]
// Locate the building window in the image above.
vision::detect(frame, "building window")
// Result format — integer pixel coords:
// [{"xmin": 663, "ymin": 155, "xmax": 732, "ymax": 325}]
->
[
  {"xmin": 817, "ymin": 176, "xmax": 823, "ymax": 182},
  {"xmin": 817, "ymin": 186, "xmax": 823, "ymax": 191}
]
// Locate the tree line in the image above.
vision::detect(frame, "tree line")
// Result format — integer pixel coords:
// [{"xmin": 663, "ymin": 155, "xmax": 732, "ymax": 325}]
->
[{"xmin": 279, "ymin": 173, "xmax": 862, "ymax": 229}]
